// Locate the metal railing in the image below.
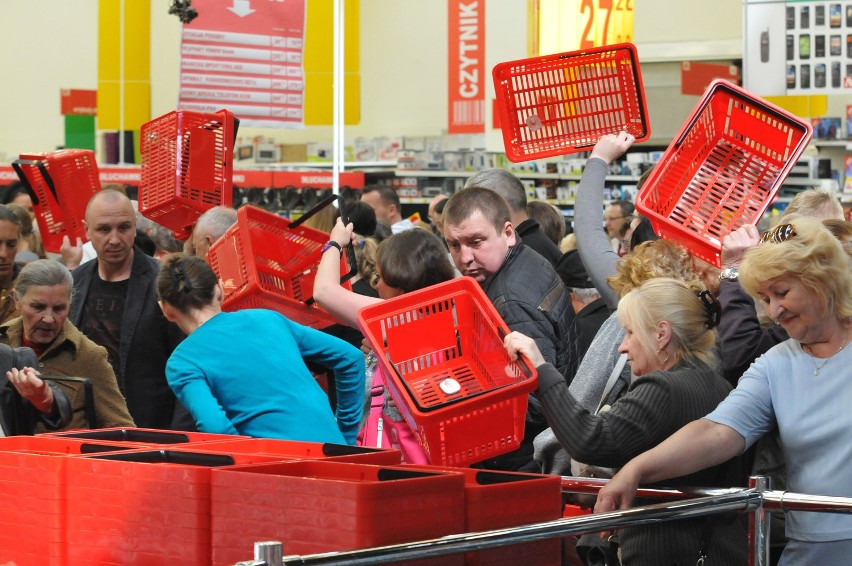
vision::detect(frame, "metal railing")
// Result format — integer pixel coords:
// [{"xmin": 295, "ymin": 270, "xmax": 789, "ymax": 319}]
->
[{"xmin": 236, "ymin": 475, "xmax": 852, "ymax": 566}]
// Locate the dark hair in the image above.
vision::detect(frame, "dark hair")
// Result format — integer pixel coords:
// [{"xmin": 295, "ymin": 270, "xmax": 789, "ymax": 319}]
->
[
  {"xmin": 135, "ymin": 229, "xmax": 156, "ymax": 257},
  {"xmin": 361, "ymin": 185, "xmax": 400, "ymax": 208},
  {"xmin": 157, "ymin": 253, "xmax": 219, "ymax": 313},
  {"xmin": 629, "ymin": 215, "xmax": 659, "ymax": 250},
  {"xmin": 376, "ymin": 229, "xmax": 456, "ymax": 293},
  {"xmin": 526, "ymin": 201, "xmax": 565, "ymax": 246},
  {"xmin": 464, "ymin": 169, "xmax": 527, "ymax": 212},
  {"xmin": 373, "ymin": 221, "xmax": 392, "ymax": 243},
  {"xmin": 443, "ymin": 186, "xmax": 511, "ymax": 233},
  {"xmin": 347, "ymin": 200, "xmax": 378, "ymax": 237},
  {"xmin": 434, "ymin": 198, "xmax": 448, "ymax": 215},
  {"xmin": 1, "ymin": 182, "xmax": 30, "ymax": 206}
]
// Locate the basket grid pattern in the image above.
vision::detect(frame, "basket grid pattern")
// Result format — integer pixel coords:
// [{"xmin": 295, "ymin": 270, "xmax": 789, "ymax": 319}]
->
[
  {"xmin": 641, "ymin": 98, "xmax": 796, "ymax": 253},
  {"xmin": 494, "ymin": 44, "xmax": 649, "ymax": 161},
  {"xmin": 381, "ymin": 296, "xmax": 525, "ymax": 412}
]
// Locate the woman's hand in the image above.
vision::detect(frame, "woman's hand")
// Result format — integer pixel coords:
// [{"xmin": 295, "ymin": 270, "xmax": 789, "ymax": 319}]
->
[
  {"xmin": 331, "ymin": 218, "xmax": 356, "ymax": 248},
  {"xmin": 593, "ymin": 463, "xmax": 642, "ymax": 538},
  {"xmin": 7, "ymin": 367, "xmax": 54, "ymax": 415},
  {"xmin": 589, "ymin": 131, "xmax": 635, "ymax": 165},
  {"xmin": 503, "ymin": 331, "xmax": 546, "ymax": 368}
]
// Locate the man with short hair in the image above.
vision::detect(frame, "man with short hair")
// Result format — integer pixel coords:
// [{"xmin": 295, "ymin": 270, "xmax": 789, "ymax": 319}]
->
[
  {"xmin": 360, "ymin": 185, "xmax": 413, "ymax": 234},
  {"xmin": 465, "ymin": 169, "xmax": 561, "ymax": 266},
  {"xmin": 443, "ymin": 186, "xmax": 574, "ymax": 471},
  {"xmin": 190, "ymin": 205, "xmax": 238, "ymax": 260},
  {"xmin": 604, "ymin": 199, "xmax": 635, "ymax": 255},
  {"xmin": 69, "ymin": 190, "xmax": 189, "ymax": 429}
]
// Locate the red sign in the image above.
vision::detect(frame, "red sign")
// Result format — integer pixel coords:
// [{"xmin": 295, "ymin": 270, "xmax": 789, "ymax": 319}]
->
[
  {"xmin": 448, "ymin": 0, "xmax": 485, "ymax": 134},
  {"xmin": 61, "ymin": 89, "xmax": 97, "ymax": 116},
  {"xmin": 681, "ymin": 62, "xmax": 740, "ymax": 96},
  {"xmin": 178, "ymin": 0, "xmax": 306, "ymax": 128},
  {"xmin": 271, "ymin": 171, "xmax": 364, "ymax": 189}
]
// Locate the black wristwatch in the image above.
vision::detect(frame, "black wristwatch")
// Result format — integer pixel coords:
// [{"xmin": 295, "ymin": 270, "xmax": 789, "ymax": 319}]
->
[{"xmin": 719, "ymin": 266, "xmax": 739, "ymax": 282}]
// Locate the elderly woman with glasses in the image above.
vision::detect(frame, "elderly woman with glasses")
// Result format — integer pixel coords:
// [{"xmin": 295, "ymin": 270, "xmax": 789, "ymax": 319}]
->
[{"xmin": 596, "ymin": 217, "xmax": 852, "ymax": 565}]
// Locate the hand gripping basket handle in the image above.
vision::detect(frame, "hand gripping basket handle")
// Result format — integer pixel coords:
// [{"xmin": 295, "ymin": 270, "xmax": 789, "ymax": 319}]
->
[
  {"xmin": 11, "ymin": 159, "xmax": 58, "ymax": 205},
  {"xmin": 336, "ymin": 196, "xmax": 359, "ymax": 284},
  {"xmin": 673, "ymin": 81, "xmax": 809, "ymax": 149},
  {"xmin": 497, "ymin": 327, "xmax": 534, "ymax": 378}
]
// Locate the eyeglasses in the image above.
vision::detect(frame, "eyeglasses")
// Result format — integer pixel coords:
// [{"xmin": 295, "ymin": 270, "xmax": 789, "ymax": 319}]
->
[
  {"xmin": 759, "ymin": 223, "xmax": 797, "ymax": 245},
  {"xmin": 604, "ymin": 215, "xmax": 627, "ymax": 222}
]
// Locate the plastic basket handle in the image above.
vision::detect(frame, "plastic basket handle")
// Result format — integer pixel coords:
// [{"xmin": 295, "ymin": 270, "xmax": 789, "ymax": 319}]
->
[
  {"xmin": 497, "ymin": 327, "xmax": 534, "ymax": 378},
  {"xmin": 11, "ymin": 159, "xmax": 58, "ymax": 205},
  {"xmin": 337, "ymin": 196, "xmax": 359, "ymax": 284},
  {"xmin": 289, "ymin": 193, "xmax": 339, "ymax": 229}
]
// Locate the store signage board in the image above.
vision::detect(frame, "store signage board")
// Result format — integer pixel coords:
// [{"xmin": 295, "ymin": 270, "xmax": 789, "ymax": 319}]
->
[
  {"xmin": 448, "ymin": 0, "xmax": 486, "ymax": 134},
  {"xmin": 177, "ymin": 0, "xmax": 306, "ymax": 128},
  {"xmin": 536, "ymin": 0, "xmax": 634, "ymax": 54},
  {"xmin": 744, "ymin": 0, "xmax": 852, "ymax": 96}
]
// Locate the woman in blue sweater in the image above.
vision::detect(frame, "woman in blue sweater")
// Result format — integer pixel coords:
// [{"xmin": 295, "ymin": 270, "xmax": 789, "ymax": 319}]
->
[{"xmin": 156, "ymin": 253, "xmax": 364, "ymax": 444}]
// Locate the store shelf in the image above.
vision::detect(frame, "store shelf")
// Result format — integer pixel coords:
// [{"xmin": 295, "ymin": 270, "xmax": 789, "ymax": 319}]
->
[
  {"xmin": 812, "ymin": 140, "xmax": 852, "ymax": 149},
  {"xmin": 394, "ymin": 170, "xmax": 640, "ymax": 182}
]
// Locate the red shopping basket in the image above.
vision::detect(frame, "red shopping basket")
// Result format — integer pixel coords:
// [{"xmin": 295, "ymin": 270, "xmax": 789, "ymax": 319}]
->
[
  {"xmin": 139, "ymin": 108, "xmax": 238, "ymax": 240},
  {"xmin": 207, "ymin": 204, "xmax": 354, "ymax": 329},
  {"xmin": 635, "ymin": 79, "xmax": 813, "ymax": 267},
  {"xmin": 12, "ymin": 149, "xmax": 101, "ymax": 253},
  {"xmin": 357, "ymin": 277, "xmax": 538, "ymax": 467},
  {"xmin": 493, "ymin": 43, "xmax": 649, "ymax": 162}
]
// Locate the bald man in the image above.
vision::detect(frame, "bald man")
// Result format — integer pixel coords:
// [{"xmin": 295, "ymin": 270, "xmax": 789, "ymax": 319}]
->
[{"xmin": 68, "ymin": 189, "xmax": 190, "ymax": 430}]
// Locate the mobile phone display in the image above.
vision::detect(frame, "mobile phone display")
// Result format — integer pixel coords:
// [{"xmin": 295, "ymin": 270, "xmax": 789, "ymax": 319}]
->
[
  {"xmin": 800, "ymin": 64, "xmax": 811, "ymax": 89},
  {"xmin": 801, "ymin": 6, "xmax": 810, "ymax": 28},
  {"xmin": 787, "ymin": 65, "xmax": 797, "ymax": 89},
  {"xmin": 815, "ymin": 63, "xmax": 826, "ymax": 88},
  {"xmin": 831, "ymin": 34, "xmax": 842, "ymax": 56},
  {"xmin": 787, "ymin": 6, "xmax": 795, "ymax": 29},
  {"xmin": 787, "ymin": 35, "xmax": 795, "ymax": 60},
  {"xmin": 832, "ymin": 61, "xmax": 841, "ymax": 88},
  {"xmin": 848, "ymin": 34, "xmax": 852, "ymax": 58},
  {"xmin": 830, "ymin": 4, "xmax": 842, "ymax": 27},
  {"xmin": 847, "ymin": 4, "xmax": 852, "ymax": 26},
  {"xmin": 815, "ymin": 35, "xmax": 825, "ymax": 57},
  {"xmin": 800, "ymin": 34, "xmax": 811, "ymax": 58},
  {"xmin": 816, "ymin": 5, "xmax": 825, "ymax": 26}
]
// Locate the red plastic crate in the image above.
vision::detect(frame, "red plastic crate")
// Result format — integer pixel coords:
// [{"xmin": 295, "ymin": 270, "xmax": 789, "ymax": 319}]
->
[
  {"xmin": 0, "ymin": 436, "xmax": 145, "ymax": 566},
  {"xmin": 12, "ymin": 149, "xmax": 101, "ymax": 253},
  {"xmin": 210, "ymin": 460, "xmax": 466, "ymax": 566},
  {"xmin": 357, "ymin": 277, "xmax": 538, "ymax": 467},
  {"xmin": 65, "ymin": 448, "xmax": 284, "ymax": 566},
  {"xmin": 493, "ymin": 43, "xmax": 649, "ymax": 162},
  {"xmin": 406, "ymin": 466, "xmax": 562, "ymax": 566},
  {"xmin": 208, "ymin": 204, "xmax": 354, "ymax": 329},
  {"xmin": 195, "ymin": 438, "xmax": 401, "ymax": 465},
  {"xmin": 40, "ymin": 426, "xmax": 247, "ymax": 445},
  {"xmin": 139, "ymin": 108, "xmax": 236, "ymax": 239},
  {"xmin": 635, "ymin": 79, "xmax": 813, "ymax": 267}
]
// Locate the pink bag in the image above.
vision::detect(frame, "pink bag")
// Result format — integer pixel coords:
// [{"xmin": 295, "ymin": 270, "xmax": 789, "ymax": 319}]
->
[{"xmin": 357, "ymin": 364, "xmax": 429, "ymax": 464}]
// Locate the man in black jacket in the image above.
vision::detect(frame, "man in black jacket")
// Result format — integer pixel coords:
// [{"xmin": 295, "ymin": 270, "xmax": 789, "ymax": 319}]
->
[
  {"xmin": 443, "ymin": 186, "xmax": 574, "ymax": 471},
  {"xmin": 69, "ymin": 190, "xmax": 190, "ymax": 430}
]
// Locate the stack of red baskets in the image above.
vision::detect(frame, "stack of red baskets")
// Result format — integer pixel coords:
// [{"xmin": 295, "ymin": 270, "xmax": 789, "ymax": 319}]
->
[
  {"xmin": 12, "ymin": 149, "xmax": 101, "ymax": 253},
  {"xmin": 138, "ymin": 108, "xmax": 237, "ymax": 240}
]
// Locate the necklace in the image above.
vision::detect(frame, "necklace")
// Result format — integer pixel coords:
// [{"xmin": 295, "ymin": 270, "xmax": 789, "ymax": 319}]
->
[{"xmin": 803, "ymin": 332, "xmax": 851, "ymax": 376}]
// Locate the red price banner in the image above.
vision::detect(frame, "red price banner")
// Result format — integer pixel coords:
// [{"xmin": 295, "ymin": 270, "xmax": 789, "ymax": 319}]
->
[{"xmin": 537, "ymin": 0, "xmax": 634, "ymax": 54}]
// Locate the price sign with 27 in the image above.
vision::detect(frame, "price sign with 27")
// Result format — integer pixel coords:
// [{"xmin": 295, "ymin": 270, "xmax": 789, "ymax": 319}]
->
[{"xmin": 577, "ymin": 0, "xmax": 634, "ymax": 49}]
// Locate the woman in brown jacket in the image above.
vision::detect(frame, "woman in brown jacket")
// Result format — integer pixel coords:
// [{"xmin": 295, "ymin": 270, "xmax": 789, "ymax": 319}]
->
[{"xmin": 0, "ymin": 259, "xmax": 134, "ymax": 430}]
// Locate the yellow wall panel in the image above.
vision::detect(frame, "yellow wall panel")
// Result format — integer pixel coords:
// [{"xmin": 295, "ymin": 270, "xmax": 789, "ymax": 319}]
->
[
  {"xmin": 98, "ymin": 1, "xmax": 120, "ymax": 81},
  {"xmin": 123, "ymin": 1, "xmax": 150, "ymax": 81},
  {"xmin": 764, "ymin": 95, "xmax": 828, "ymax": 119},
  {"xmin": 123, "ymin": 82, "xmax": 150, "ymax": 131},
  {"xmin": 305, "ymin": 74, "xmax": 360, "ymax": 125},
  {"xmin": 304, "ymin": 0, "xmax": 360, "ymax": 124},
  {"xmin": 98, "ymin": 82, "xmax": 120, "ymax": 129}
]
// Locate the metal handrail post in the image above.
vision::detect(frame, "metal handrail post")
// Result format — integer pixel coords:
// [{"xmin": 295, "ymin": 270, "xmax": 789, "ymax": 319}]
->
[{"xmin": 749, "ymin": 475, "xmax": 771, "ymax": 566}]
